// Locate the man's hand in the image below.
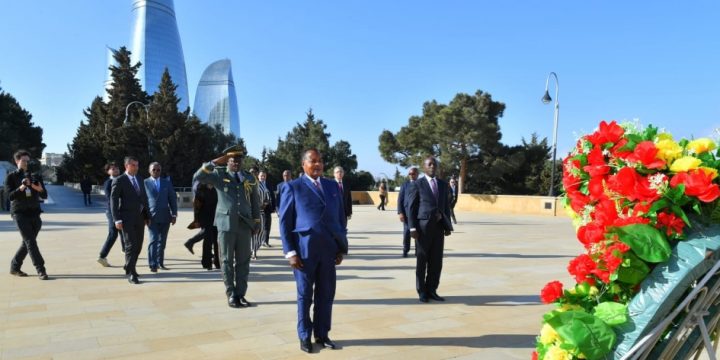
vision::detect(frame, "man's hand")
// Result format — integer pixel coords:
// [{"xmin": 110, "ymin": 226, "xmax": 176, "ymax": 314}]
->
[
  {"xmin": 30, "ymin": 183, "xmax": 43, "ymax": 192},
  {"xmin": 115, "ymin": 223, "xmax": 123, "ymax": 231},
  {"xmin": 335, "ymin": 253, "xmax": 343, "ymax": 265},
  {"xmin": 444, "ymin": 230, "xmax": 451, "ymax": 236},
  {"xmin": 211, "ymin": 154, "xmax": 230, "ymax": 165},
  {"xmin": 171, "ymin": 217, "xmax": 176, "ymax": 225},
  {"xmin": 289, "ymin": 255, "xmax": 303, "ymax": 269},
  {"xmin": 399, "ymin": 214, "xmax": 406, "ymax": 223},
  {"xmin": 410, "ymin": 230, "xmax": 419, "ymax": 240}
]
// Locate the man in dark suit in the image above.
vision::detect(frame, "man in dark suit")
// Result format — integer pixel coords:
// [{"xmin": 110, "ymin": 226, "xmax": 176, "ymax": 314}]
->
[
  {"xmin": 257, "ymin": 170, "xmax": 275, "ymax": 248},
  {"xmin": 407, "ymin": 156, "xmax": 453, "ymax": 303},
  {"xmin": 333, "ymin": 166, "xmax": 353, "ymax": 221},
  {"xmin": 397, "ymin": 167, "xmax": 419, "ymax": 257},
  {"xmin": 193, "ymin": 145, "xmax": 260, "ymax": 309},
  {"xmin": 98, "ymin": 162, "xmax": 124, "ymax": 267},
  {"xmin": 449, "ymin": 177, "xmax": 458, "ymax": 224},
  {"xmin": 275, "ymin": 170, "xmax": 292, "ymax": 213},
  {"xmin": 80, "ymin": 176, "xmax": 92, "ymax": 206},
  {"xmin": 279, "ymin": 149, "xmax": 348, "ymax": 353},
  {"xmin": 144, "ymin": 162, "xmax": 177, "ymax": 272},
  {"xmin": 111, "ymin": 156, "xmax": 150, "ymax": 285}
]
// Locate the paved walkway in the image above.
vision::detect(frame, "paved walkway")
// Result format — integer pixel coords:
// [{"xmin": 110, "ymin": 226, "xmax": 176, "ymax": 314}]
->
[{"xmin": 0, "ymin": 185, "xmax": 581, "ymax": 359}]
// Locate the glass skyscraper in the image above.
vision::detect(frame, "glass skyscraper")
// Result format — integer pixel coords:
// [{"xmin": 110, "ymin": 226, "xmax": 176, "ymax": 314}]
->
[
  {"xmin": 130, "ymin": 0, "xmax": 189, "ymax": 110},
  {"xmin": 193, "ymin": 59, "xmax": 240, "ymax": 136}
]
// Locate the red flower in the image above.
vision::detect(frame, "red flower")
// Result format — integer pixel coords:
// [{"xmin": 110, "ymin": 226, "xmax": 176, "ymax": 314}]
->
[
  {"xmin": 568, "ymin": 254, "xmax": 597, "ymax": 284},
  {"xmin": 531, "ymin": 351, "xmax": 538, "ymax": 360},
  {"xmin": 626, "ymin": 141, "xmax": 665, "ymax": 169},
  {"xmin": 583, "ymin": 148, "xmax": 610, "ymax": 177},
  {"xmin": 670, "ymin": 170, "xmax": 720, "ymax": 202},
  {"xmin": 656, "ymin": 212, "xmax": 685, "ymax": 236},
  {"xmin": 588, "ymin": 176, "xmax": 607, "ymax": 201},
  {"xmin": 540, "ymin": 281, "xmax": 564, "ymax": 304},
  {"xmin": 603, "ymin": 242, "xmax": 631, "ymax": 274},
  {"xmin": 577, "ymin": 223, "xmax": 606, "ymax": 248},
  {"xmin": 632, "ymin": 201, "xmax": 654, "ymax": 216},
  {"xmin": 611, "ymin": 138, "xmax": 632, "ymax": 159},
  {"xmin": 608, "ymin": 167, "xmax": 660, "ymax": 202},
  {"xmin": 592, "ymin": 199, "xmax": 618, "ymax": 226},
  {"xmin": 567, "ymin": 190, "xmax": 591, "ymax": 213},
  {"xmin": 587, "ymin": 120, "xmax": 624, "ymax": 147},
  {"xmin": 612, "ymin": 215, "xmax": 650, "ymax": 227}
]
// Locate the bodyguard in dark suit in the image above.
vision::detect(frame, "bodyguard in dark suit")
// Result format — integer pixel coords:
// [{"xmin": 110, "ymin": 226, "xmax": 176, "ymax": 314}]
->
[
  {"xmin": 397, "ymin": 167, "xmax": 419, "ymax": 257},
  {"xmin": 407, "ymin": 156, "xmax": 453, "ymax": 303},
  {"xmin": 257, "ymin": 170, "xmax": 275, "ymax": 248},
  {"xmin": 275, "ymin": 170, "xmax": 292, "ymax": 213},
  {"xmin": 111, "ymin": 156, "xmax": 150, "ymax": 285},
  {"xmin": 98, "ymin": 162, "xmax": 124, "ymax": 267},
  {"xmin": 144, "ymin": 162, "xmax": 178, "ymax": 272},
  {"xmin": 279, "ymin": 149, "xmax": 347, "ymax": 353},
  {"xmin": 333, "ymin": 166, "xmax": 353, "ymax": 221}
]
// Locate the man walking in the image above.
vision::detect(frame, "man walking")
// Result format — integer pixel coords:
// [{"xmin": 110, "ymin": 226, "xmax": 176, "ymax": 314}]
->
[
  {"xmin": 257, "ymin": 170, "xmax": 275, "ymax": 248},
  {"xmin": 111, "ymin": 156, "xmax": 150, "ymax": 285},
  {"xmin": 80, "ymin": 176, "xmax": 93, "ymax": 206},
  {"xmin": 193, "ymin": 145, "xmax": 260, "ymax": 308},
  {"xmin": 397, "ymin": 167, "xmax": 418, "ymax": 257},
  {"xmin": 333, "ymin": 166, "xmax": 353, "ymax": 221},
  {"xmin": 5, "ymin": 150, "xmax": 49, "ymax": 280},
  {"xmin": 279, "ymin": 149, "xmax": 348, "ymax": 353},
  {"xmin": 144, "ymin": 162, "xmax": 177, "ymax": 272},
  {"xmin": 98, "ymin": 162, "xmax": 124, "ymax": 267},
  {"xmin": 407, "ymin": 156, "xmax": 453, "ymax": 303}
]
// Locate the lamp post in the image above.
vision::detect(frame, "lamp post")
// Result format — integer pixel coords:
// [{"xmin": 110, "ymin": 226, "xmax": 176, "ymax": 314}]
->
[
  {"xmin": 123, "ymin": 101, "xmax": 154, "ymax": 157},
  {"xmin": 542, "ymin": 72, "xmax": 560, "ymax": 197}
]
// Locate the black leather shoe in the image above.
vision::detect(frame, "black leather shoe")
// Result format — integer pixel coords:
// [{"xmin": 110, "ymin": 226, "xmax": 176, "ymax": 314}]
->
[
  {"xmin": 402, "ymin": 251, "xmax": 408, "ymax": 258},
  {"xmin": 300, "ymin": 338, "xmax": 313, "ymax": 353},
  {"xmin": 38, "ymin": 272, "xmax": 49, "ymax": 280},
  {"xmin": 315, "ymin": 336, "xmax": 337, "ymax": 349},
  {"xmin": 419, "ymin": 293, "xmax": 429, "ymax": 303},
  {"xmin": 128, "ymin": 274, "xmax": 139, "ymax": 284},
  {"xmin": 228, "ymin": 297, "xmax": 240, "ymax": 308},
  {"xmin": 428, "ymin": 292, "xmax": 445, "ymax": 301},
  {"xmin": 10, "ymin": 270, "xmax": 28, "ymax": 277},
  {"xmin": 150, "ymin": 267, "xmax": 157, "ymax": 273},
  {"xmin": 238, "ymin": 297, "xmax": 251, "ymax": 307},
  {"xmin": 160, "ymin": 266, "xmax": 169, "ymax": 270},
  {"xmin": 184, "ymin": 242, "xmax": 194, "ymax": 255}
]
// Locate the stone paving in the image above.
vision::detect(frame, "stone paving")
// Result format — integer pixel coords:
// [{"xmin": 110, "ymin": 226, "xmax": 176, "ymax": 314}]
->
[{"xmin": 0, "ymin": 185, "xmax": 582, "ymax": 359}]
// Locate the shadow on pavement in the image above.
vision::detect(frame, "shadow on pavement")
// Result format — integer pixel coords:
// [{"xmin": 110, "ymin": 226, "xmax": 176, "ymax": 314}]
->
[{"xmin": 339, "ymin": 333, "xmax": 535, "ymax": 348}]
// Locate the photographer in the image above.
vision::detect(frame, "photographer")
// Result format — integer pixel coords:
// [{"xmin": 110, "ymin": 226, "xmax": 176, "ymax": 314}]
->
[{"xmin": 4, "ymin": 150, "xmax": 48, "ymax": 280}]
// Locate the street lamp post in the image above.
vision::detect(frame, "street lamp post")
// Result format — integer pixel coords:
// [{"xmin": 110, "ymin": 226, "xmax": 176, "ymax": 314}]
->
[
  {"xmin": 542, "ymin": 72, "xmax": 560, "ymax": 197},
  {"xmin": 123, "ymin": 101, "xmax": 154, "ymax": 157}
]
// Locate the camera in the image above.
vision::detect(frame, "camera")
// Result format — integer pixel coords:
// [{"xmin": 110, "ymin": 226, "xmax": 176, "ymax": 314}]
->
[{"xmin": 24, "ymin": 160, "xmax": 42, "ymax": 186}]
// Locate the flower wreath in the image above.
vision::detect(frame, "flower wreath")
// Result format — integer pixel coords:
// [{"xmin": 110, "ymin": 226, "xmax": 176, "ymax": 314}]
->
[{"xmin": 532, "ymin": 120, "xmax": 720, "ymax": 360}]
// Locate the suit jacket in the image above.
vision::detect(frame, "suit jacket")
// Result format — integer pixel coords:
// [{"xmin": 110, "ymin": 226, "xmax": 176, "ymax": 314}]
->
[
  {"xmin": 111, "ymin": 173, "xmax": 150, "ymax": 225},
  {"xmin": 407, "ymin": 176, "xmax": 453, "ymax": 234},
  {"xmin": 259, "ymin": 181, "xmax": 275, "ymax": 214},
  {"xmin": 193, "ymin": 185, "xmax": 218, "ymax": 227},
  {"xmin": 279, "ymin": 176, "xmax": 348, "ymax": 260},
  {"xmin": 276, "ymin": 181, "xmax": 289, "ymax": 212},
  {"xmin": 397, "ymin": 180, "xmax": 413, "ymax": 219},
  {"xmin": 449, "ymin": 185, "xmax": 458, "ymax": 207},
  {"xmin": 193, "ymin": 162, "xmax": 260, "ymax": 233},
  {"xmin": 144, "ymin": 176, "xmax": 178, "ymax": 223},
  {"xmin": 336, "ymin": 180, "xmax": 353, "ymax": 218}
]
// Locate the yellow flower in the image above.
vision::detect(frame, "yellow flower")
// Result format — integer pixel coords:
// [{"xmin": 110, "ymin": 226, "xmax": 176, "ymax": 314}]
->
[
  {"xmin": 540, "ymin": 323, "xmax": 560, "ymax": 345},
  {"xmin": 656, "ymin": 132, "xmax": 674, "ymax": 141},
  {"xmin": 655, "ymin": 139, "xmax": 683, "ymax": 164},
  {"xmin": 670, "ymin": 156, "xmax": 702, "ymax": 173},
  {"xmin": 544, "ymin": 345, "xmax": 573, "ymax": 360},
  {"xmin": 687, "ymin": 138, "xmax": 716, "ymax": 154},
  {"xmin": 700, "ymin": 167, "xmax": 719, "ymax": 180},
  {"xmin": 559, "ymin": 303, "xmax": 582, "ymax": 311}
]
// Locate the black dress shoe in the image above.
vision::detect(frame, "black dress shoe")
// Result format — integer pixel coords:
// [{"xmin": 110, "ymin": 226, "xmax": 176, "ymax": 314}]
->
[
  {"xmin": 402, "ymin": 251, "xmax": 408, "ymax": 258},
  {"xmin": 38, "ymin": 272, "xmax": 49, "ymax": 280},
  {"xmin": 238, "ymin": 297, "xmax": 251, "ymax": 307},
  {"xmin": 150, "ymin": 267, "xmax": 157, "ymax": 273},
  {"xmin": 428, "ymin": 292, "xmax": 445, "ymax": 301},
  {"xmin": 315, "ymin": 336, "xmax": 337, "ymax": 349},
  {"xmin": 300, "ymin": 338, "xmax": 313, "ymax": 353},
  {"xmin": 228, "ymin": 296, "xmax": 240, "ymax": 308},
  {"xmin": 160, "ymin": 266, "xmax": 169, "ymax": 270},
  {"xmin": 419, "ymin": 293, "xmax": 429, "ymax": 303},
  {"xmin": 10, "ymin": 270, "xmax": 28, "ymax": 277},
  {"xmin": 184, "ymin": 242, "xmax": 194, "ymax": 254},
  {"xmin": 128, "ymin": 274, "xmax": 139, "ymax": 284}
]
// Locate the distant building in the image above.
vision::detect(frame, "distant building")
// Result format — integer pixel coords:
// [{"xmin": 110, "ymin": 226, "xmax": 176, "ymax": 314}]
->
[
  {"xmin": 41, "ymin": 153, "xmax": 64, "ymax": 167},
  {"xmin": 130, "ymin": 0, "xmax": 190, "ymax": 110},
  {"xmin": 193, "ymin": 59, "xmax": 240, "ymax": 136},
  {"xmin": 103, "ymin": 46, "xmax": 119, "ymax": 102}
]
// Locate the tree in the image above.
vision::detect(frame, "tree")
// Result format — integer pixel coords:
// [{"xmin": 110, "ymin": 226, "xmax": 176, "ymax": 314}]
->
[
  {"xmin": 379, "ymin": 90, "xmax": 505, "ymax": 193},
  {"xmin": 0, "ymin": 86, "xmax": 45, "ymax": 161},
  {"xmin": 273, "ymin": 108, "xmax": 331, "ymax": 174}
]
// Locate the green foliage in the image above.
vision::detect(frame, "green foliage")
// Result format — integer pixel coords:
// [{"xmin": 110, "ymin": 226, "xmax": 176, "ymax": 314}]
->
[
  {"xmin": 0, "ymin": 86, "xmax": 46, "ymax": 161},
  {"xmin": 613, "ymin": 224, "xmax": 672, "ymax": 263},
  {"xmin": 592, "ymin": 302, "xmax": 628, "ymax": 326},
  {"xmin": 545, "ymin": 310, "xmax": 616, "ymax": 360}
]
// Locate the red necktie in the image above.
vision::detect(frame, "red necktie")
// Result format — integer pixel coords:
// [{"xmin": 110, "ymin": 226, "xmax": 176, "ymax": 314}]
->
[{"xmin": 338, "ymin": 182, "xmax": 343, "ymax": 192}]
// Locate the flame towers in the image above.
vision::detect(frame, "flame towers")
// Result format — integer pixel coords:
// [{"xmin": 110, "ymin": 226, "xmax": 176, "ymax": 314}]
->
[
  {"xmin": 193, "ymin": 59, "xmax": 240, "ymax": 136},
  {"xmin": 130, "ymin": 0, "xmax": 189, "ymax": 110}
]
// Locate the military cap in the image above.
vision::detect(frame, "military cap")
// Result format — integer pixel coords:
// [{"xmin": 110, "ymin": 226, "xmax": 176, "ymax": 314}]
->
[{"xmin": 223, "ymin": 144, "xmax": 246, "ymax": 158}]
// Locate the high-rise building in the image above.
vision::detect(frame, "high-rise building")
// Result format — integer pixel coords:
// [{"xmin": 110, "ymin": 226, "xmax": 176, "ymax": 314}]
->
[
  {"xmin": 130, "ymin": 0, "xmax": 189, "ymax": 110},
  {"xmin": 193, "ymin": 59, "xmax": 240, "ymax": 136},
  {"xmin": 102, "ymin": 46, "xmax": 118, "ymax": 102}
]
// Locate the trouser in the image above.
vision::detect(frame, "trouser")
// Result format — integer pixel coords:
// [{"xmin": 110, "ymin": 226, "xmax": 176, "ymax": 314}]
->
[
  {"xmin": 147, "ymin": 221, "xmax": 170, "ymax": 268},
  {"xmin": 100, "ymin": 211, "xmax": 124, "ymax": 258},
  {"xmin": 83, "ymin": 193, "xmax": 92, "ymax": 205},
  {"xmin": 251, "ymin": 213, "xmax": 266, "ymax": 255},
  {"xmin": 10, "ymin": 213, "xmax": 45, "ymax": 274},
  {"xmin": 450, "ymin": 205, "xmax": 457, "ymax": 223},
  {"xmin": 402, "ymin": 221, "xmax": 411, "ymax": 254},
  {"xmin": 378, "ymin": 195, "xmax": 386, "ymax": 210},
  {"xmin": 262, "ymin": 211, "xmax": 272, "ymax": 244},
  {"xmin": 294, "ymin": 255, "xmax": 337, "ymax": 340},
  {"xmin": 122, "ymin": 221, "xmax": 145, "ymax": 276},
  {"xmin": 218, "ymin": 228, "xmax": 251, "ymax": 298},
  {"xmin": 201, "ymin": 226, "xmax": 219, "ymax": 269},
  {"xmin": 415, "ymin": 219, "xmax": 445, "ymax": 295}
]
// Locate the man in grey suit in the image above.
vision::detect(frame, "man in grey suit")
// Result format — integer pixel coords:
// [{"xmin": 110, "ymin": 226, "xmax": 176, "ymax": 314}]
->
[
  {"xmin": 407, "ymin": 156, "xmax": 453, "ymax": 303},
  {"xmin": 144, "ymin": 162, "xmax": 177, "ymax": 272},
  {"xmin": 111, "ymin": 156, "xmax": 150, "ymax": 285},
  {"xmin": 194, "ymin": 145, "xmax": 260, "ymax": 308}
]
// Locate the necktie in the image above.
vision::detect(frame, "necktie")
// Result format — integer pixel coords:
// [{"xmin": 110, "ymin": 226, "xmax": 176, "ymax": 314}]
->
[
  {"xmin": 155, "ymin": 179, "xmax": 160, "ymax": 192},
  {"xmin": 430, "ymin": 178, "xmax": 438, "ymax": 199},
  {"xmin": 314, "ymin": 179, "xmax": 323, "ymax": 194},
  {"xmin": 234, "ymin": 172, "xmax": 241, "ymax": 183},
  {"xmin": 338, "ymin": 181, "xmax": 343, "ymax": 193},
  {"xmin": 131, "ymin": 177, "xmax": 140, "ymax": 194}
]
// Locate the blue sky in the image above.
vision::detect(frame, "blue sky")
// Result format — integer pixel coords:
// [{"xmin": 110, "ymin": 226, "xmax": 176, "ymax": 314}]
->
[{"xmin": 1, "ymin": 1, "xmax": 719, "ymax": 177}]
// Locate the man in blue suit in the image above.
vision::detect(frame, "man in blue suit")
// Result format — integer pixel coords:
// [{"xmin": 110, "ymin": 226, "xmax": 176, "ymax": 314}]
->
[
  {"xmin": 279, "ymin": 149, "xmax": 348, "ymax": 353},
  {"xmin": 144, "ymin": 162, "xmax": 177, "ymax": 272},
  {"xmin": 397, "ymin": 167, "xmax": 419, "ymax": 257},
  {"xmin": 407, "ymin": 156, "xmax": 453, "ymax": 303}
]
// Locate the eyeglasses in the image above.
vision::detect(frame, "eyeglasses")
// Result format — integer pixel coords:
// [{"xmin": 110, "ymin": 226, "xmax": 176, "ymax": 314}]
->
[{"xmin": 151, "ymin": 169, "xmax": 161, "ymax": 172}]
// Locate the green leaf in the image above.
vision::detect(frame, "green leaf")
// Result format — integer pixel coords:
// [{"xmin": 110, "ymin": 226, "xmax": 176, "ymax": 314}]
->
[
  {"xmin": 546, "ymin": 310, "xmax": 616, "ymax": 360},
  {"xmin": 711, "ymin": 205, "xmax": 720, "ymax": 224},
  {"xmin": 616, "ymin": 252, "xmax": 650, "ymax": 285},
  {"xmin": 667, "ymin": 184, "xmax": 685, "ymax": 203},
  {"xmin": 614, "ymin": 224, "xmax": 671, "ymax": 262},
  {"xmin": 670, "ymin": 204, "xmax": 691, "ymax": 226},
  {"xmin": 593, "ymin": 302, "xmax": 628, "ymax": 326},
  {"xmin": 648, "ymin": 198, "xmax": 670, "ymax": 214}
]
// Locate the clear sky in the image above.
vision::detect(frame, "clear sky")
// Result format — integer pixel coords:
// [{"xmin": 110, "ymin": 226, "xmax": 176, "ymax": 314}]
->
[{"xmin": 1, "ymin": 1, "xmax": 719, "ymax": 177}]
